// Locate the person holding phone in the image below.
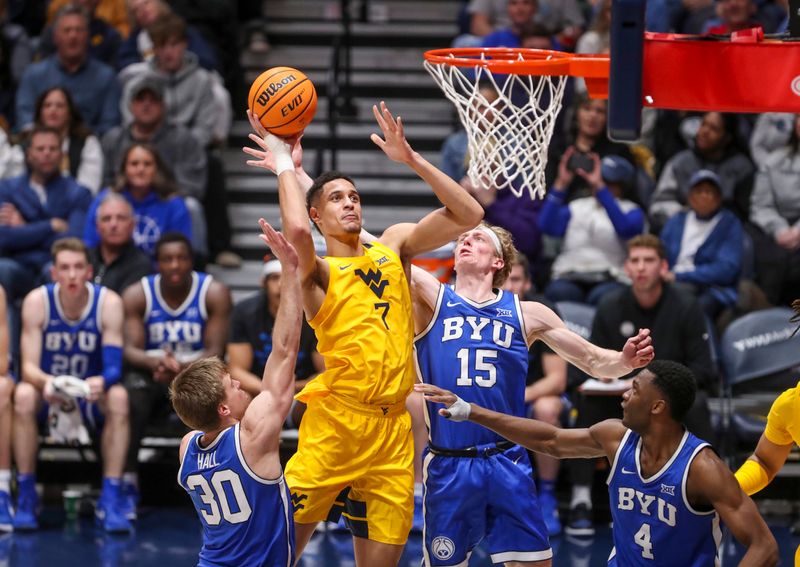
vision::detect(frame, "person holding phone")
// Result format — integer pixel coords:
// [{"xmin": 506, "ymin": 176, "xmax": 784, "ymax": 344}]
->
[{"xmin": 540, "ymin": 153, "xmax": 645, "ymax": 305}]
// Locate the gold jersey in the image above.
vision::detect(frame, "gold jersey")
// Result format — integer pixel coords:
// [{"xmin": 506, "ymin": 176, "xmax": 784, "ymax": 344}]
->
[
  {"xmin": 764, "ymin": 380, "xmax": 800, "ymax": 447},
  {"xmin": 299, "ymin": 241, "xmax": 415, "ymax": 406}
]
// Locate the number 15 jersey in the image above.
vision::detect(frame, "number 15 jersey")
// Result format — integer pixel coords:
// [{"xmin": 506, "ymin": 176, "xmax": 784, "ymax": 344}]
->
[{"xmin": 414, "ymin": 286, "xmax": 529, "ymax": 449}]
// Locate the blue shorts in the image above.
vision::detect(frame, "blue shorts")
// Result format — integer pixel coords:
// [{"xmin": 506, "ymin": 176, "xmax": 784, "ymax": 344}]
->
[{"xmin": 422, "ymin": 444, "xmax": 552, "ymax": 566}]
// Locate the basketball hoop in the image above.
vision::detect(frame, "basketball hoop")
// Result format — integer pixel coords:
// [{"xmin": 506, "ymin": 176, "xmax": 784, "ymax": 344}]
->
[{"xmin": 424, "ymin": 48, "xmax": 608, "ymax": 200}]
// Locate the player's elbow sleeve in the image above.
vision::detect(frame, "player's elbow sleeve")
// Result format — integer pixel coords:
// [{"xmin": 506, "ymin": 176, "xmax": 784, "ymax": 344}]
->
[
  {"xmin": 734, "ymin": 459, "xmax": 770, "ymax": 496},
  {"xmin": 102, "ymin": 345, "xmax": 123, "ymax": 389}
]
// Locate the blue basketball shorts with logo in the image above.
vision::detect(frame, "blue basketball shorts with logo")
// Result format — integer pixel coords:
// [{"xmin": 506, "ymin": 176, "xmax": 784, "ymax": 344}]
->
[{"xmin": 422, "ymin": 444, "xmax": 552, "ymax": 566}]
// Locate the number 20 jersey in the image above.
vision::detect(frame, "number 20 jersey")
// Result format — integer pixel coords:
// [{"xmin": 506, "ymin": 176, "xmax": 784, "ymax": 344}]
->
[
  {"xmin": 40, "ymin": 282, "xmax": 105, "ymax": 379},
  {"xmin": 414, "ymin": 286, "xmax": 529, "ymax": 449},
  {"xmin": 178, "ymin": 423, "xmax": 295, "ymax": 567}
]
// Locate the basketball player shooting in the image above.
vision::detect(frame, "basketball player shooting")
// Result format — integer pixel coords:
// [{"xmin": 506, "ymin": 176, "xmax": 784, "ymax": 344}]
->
[
  {"xmin": 417, "ymin": 360, "xmax": 779, "ymax": 567},
  {"xmin": 243, "ymin": 102, "xmax": 484, "ymax": 565}
]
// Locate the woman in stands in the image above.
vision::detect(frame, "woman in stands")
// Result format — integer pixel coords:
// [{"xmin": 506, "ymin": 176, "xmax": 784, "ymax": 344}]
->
[
  {"xmin": 33, "ymin": 86, "xmax": 103, "ymax": 193},
  {"xmin": 748, "ymin": 114, "xmax": 800, "ymax": 307},
  {"xmin": 82, "ymin": 143, "xmax": 192, "ymax": 258}
]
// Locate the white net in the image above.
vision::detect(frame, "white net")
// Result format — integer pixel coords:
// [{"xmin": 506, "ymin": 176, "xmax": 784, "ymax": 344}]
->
[{"xmin": 425, "ymin": 52, "xmax": 568, "ymax": 200}]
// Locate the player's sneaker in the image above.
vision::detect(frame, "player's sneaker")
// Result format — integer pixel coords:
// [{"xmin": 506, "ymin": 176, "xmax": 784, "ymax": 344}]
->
[
  {"xmin": 411, "ymin": 493, "xmax": 423, "ymax": 534},
  {"xmin": 0, "ymin": 491, "xmax": 13, "ymax": 532},
  {"xmin": 539, "ymin": 489, "xmax": 562, "ymax": 536},
  {"xmin": 12, "ymin": 488, "xmax": 38, "ymax": 531},
  {"xmin": 96, "ymin": 481, "xmax": 132, "ymax": 533},
  {"xmin": 564, "ymin": 503, "xmax": 594, "ymax": 537},
  {"xmin": 120, "ymin": 482, "xmax": 138, "ymax": 521}
]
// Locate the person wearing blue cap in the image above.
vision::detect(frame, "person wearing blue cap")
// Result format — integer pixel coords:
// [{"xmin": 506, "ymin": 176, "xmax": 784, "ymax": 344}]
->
[
  {"xmin": 539, "ymin": 151, "xmax": 646, "ymax": 305},
  {"xmin": 660, "ymin": 169, "xmax": 743, "ymax": 319}
]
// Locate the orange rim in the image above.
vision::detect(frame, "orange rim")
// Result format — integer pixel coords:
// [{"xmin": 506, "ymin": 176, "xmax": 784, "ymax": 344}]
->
[{"xmin": 424, "ymin": 47, "xmax": 609, "ymax": 79}]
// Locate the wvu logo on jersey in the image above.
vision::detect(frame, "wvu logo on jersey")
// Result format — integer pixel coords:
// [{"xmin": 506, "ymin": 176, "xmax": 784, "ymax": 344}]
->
[
  {"xmin": 355, "ymin": 268, "xmax": 389, "ymax": 298},
  {"xmin": 291, "ymin": 492, "xmax": 308, "ymax": 511}
]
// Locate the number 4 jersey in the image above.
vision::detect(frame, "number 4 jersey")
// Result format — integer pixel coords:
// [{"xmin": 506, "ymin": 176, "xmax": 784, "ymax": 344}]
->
[
  {"xmin": 40, "ymin": 283, "xmax": 106, "ymax": 379},
  {"xmin": 178, "ymin": 423, "xmax": 295, "ymax": 567},
  {"xmin": 607, "ymin": 429, "xmax": 721, "ymax": 566},
  {"xmin": 414, "ymin": 286, "xmax": 529, "ymax": 449}
]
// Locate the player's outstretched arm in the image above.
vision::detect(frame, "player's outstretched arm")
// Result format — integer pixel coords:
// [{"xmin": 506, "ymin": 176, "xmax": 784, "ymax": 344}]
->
[
  {"xmin": 735, "ymin": 389, "xmax": 795, "ymax": 496},
  {"xmin": 371, "ymin": 101, "xmax": 484, "ymax": 259},
  {"xmin": 243, "ymin": 110, "xmax": 317, "ymax": 280},
  {"xmin": 241, "ymin": 220, "xmax": 303, "ymax": 448},
  {"xmin": 522, "ymin": 301, "xmax": 654, "ymax": 380},
  {"xmin": 415, "ymin": 383, "xmax": 624, "ymax": 459},
  {"xmin": 688, "ymin": 449, "xmax": 778, "ymax": 567}
]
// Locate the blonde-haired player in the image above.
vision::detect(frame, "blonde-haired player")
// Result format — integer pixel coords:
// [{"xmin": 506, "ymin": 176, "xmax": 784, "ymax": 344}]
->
[
  {"xmin": 244, "ymin": 102, "xmax": 484, "ymax": 565},
  {"xmin": 734, "ymin": 298, "xmax": 800, "ymax": 566}
]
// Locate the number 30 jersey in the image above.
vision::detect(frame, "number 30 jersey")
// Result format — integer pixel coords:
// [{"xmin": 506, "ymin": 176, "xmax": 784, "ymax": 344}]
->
[
  {"xmin": 178, "ymin": 424, "xmax": 295, "ymax": 567},
  {"xmin": 40, "ymin": 283, "xmax": 105, "ymax": 380},
  {"xmin": 414, "ymin": 286, "xmax": 529, "ymax": 449}
]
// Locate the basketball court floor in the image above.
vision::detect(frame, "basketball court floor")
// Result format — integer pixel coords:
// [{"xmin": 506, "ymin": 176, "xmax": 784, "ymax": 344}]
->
[{"xmin": 5, "ymin": 505, "xmax": 797, "ymax": 566}]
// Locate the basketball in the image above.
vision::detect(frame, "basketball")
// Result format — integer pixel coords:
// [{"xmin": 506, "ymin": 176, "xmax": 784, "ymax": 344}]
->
[{"xmin": 248, "ymin": 66, "xmax": 317, "ymax": 137}]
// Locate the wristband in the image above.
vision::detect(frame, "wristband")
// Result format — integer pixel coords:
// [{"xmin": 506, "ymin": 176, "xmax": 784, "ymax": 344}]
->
[
  {"xmin": 274, "ymin": 153, "xmax": 294, "ymax": 175},
  {"xmin": 446, "ymin": 396, "xmax": 472, "ymax": 422}
]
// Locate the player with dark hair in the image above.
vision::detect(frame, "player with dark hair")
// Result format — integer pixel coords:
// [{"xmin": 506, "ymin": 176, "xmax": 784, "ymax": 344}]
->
[
  {"xmin": 171, "ymin": 220, "xmax": 300, "ymax": 566},
  {"xmin": 734, "ymin": 299, "xmax": 800, "ymax": 566},
  {"xmin": 244, "ymin": 102, "xmax": 484, "ymax": 565},
  {"xmin": 417, "ymin": 360, "xmax": 779, "ymax": 566},
  {"xmin": 122, "ymin": 231, "xmax": 231, "ymax": 518}
]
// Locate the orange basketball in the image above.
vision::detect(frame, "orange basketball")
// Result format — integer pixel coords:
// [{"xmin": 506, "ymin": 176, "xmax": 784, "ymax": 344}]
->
[{"xmin": 248, "ymin": 67, "xmax": 317, "ymax": 137}]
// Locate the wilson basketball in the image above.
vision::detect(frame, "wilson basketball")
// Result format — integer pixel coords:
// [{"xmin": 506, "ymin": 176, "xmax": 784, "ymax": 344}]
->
[{"xmin": 248, "ymin": 67, "xmax": 317, "ymax": 137}]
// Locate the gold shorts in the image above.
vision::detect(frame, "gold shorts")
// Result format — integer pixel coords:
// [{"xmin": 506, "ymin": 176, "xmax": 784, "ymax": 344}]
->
[{"xmin": 284, "ymin": 393, "xmax": 414, "ymax": 545}]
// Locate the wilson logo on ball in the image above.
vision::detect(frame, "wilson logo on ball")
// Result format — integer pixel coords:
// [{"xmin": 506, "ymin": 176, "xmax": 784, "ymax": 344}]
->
[{"xmin": 256, "ymin": 75, "xmax": 297, "ymax": 106}]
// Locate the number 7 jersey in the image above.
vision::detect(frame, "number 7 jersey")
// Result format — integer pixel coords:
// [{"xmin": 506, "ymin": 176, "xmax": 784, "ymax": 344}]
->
[
  {"xmin": 414, "ymin": 286, "xmax": 529, "ymax": 449},
  {"xmin": 178, "ymin": 424, "xmax": 295, "ymax": 567}
]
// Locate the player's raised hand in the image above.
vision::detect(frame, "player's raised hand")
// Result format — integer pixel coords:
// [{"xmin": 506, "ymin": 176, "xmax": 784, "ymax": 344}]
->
[
  {"xmin": 370, "ymin": 101, "xmax": 415, "ymax": 164},
  {"xmin": 622, "ymin": 328, "xmax": 654, "ymax": 369},
  {"xmin": 259, "ymin": 218, "xmax": 298, "ymax": 273},
  {"xmin": 243, "ymin": 109, "xmax": 303, "ymax": 174},
  {"xmin": 414, "ymin": 383, "xmax": 472, "ymax": 421}
]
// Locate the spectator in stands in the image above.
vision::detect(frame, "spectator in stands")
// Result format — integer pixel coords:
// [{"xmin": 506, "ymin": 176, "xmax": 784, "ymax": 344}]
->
[
  {"xmin": 89, "ymin": 192, "xmax": 151, "ymax": 294},
  {"xmin": 0, "ymin": 127, "xmax": 23, "ymax": 179},
  {"xmin": 0, "ymin": 127, "xmax": 92, "ymax": 307},
  {"xmin": 102, "ymin": 75, "xmax": 206, "ymax": 199},
  {"xmin": 0, "ymin": 0, "xmax": 32, "ymax": 130},
  {"xmin": 14, "ymin": 238, "xmax": 130, "ymax": 532},
  {"xmin": 121, "ymin": 232, "xmax": 231, "ymax": 519},
  {"xmin": 749, "ymin": 113, "xmax": 800, "ymax": 307},
  {"xmin": 38, "ymin": 0, "xmax": 122, "ymax": 67},
  {"xmin": 650, "ymin": 111, "xmax": 754, "ymax": 231},
  {"xmin": 0, "ymin": 285, "xmax": 13, "ymax": 530},
  {"xmin": 119, "ymin": 12, "xmax": 228, "ymax": 149},
  {"xmin": 502, "ymin": 251, "xmax": 567, "ymax": 536},
  {"xmin": 33, "ymin": 87, "xmax": 103, "ymax": 194},
  {"xmin": 750, "ymin": 112, "xmax": 794, "ymax": 168},
  {"xmin": 541, "ymin": 153, "xmax": 644, "ymax": 305},
  {"xmin": 574, "ymin": 0, "xmax": 610, "ymax": 94},
  {"xmin": 703, "ymin": 0, "xmax": 762, "ymax": 34},
  {"xmin": 565, "ymin": 234, "xmax": 715, "ymax": 536},
  {"xmin": 226, "ymin": 258, "xmax": 323, "ymax": 427},
  {"xmin": 661, "ymin": 169, "xmax": 743, "ymax": 319},
  {"xmin": 546, "ymin": 93, "xmax": 635, "ymax": 202},
  {"xmin": 50, "ymin": 0, "xmax": 129, "ymax": 37},
  {"xmin": 83, "ymin": 143, "xmax": 192, "ymax": 258},
  {"xmin": 118, "ymin": 0, "xmax": 218, "ymax": 72},
  {"xmin": 457, "ymin": 0, "xmax": 584, "ymax": 48},
  {"xmin": 481, "ymin": 0, "xmax": 540, "ymax": 47},
  {"xmin": 16, "ymin": 5, "xmax": 120, "ymax": 135}
]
